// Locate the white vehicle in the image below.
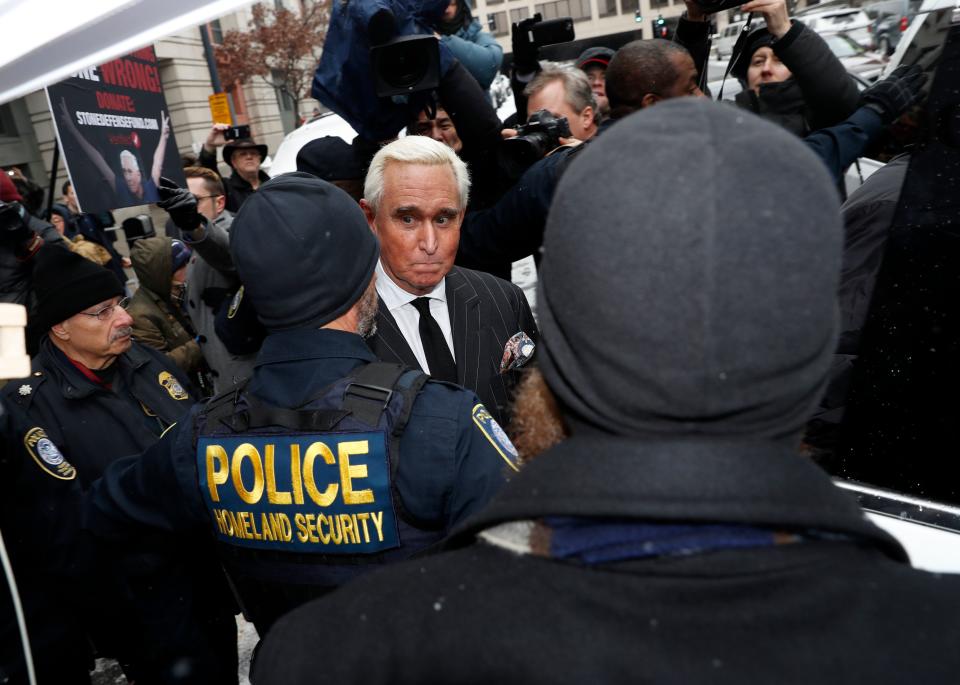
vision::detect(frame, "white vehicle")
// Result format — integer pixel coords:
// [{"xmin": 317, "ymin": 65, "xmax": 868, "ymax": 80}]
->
[
  {"xmin": 265, "ymin": 111, "xmax": 358, "ymax": 177},
  {"xmin": 800, "ymin": 7, "xmax": 875, "ymax": 48},
  {"xmin": 715, "ymin": 20, "xmax": 748, "ymax": 59}
]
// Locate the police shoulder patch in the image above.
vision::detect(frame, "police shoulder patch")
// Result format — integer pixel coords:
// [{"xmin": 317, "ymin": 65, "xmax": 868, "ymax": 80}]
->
[
  {"xmin": 158, "ymin": 371, "xmax": 189, "ymax": 401},
  {"xmin": 23, "ymin": 427, "xmax": 76, "ymax": 480},
  {"xmin": 472, "ymin": 404, "xmax": 519, "ymax": 472}
]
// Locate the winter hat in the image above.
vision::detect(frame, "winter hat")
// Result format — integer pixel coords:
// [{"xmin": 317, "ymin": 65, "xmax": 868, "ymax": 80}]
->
[
  {"xmin": 576, "ymin": 47, "xmax": 615, "ymax": 71},
  {"xmin": 31, "ymin": 246, "xmax": 124, "ymax": 332},
  {"xmin": 296, "ymin": 137, "xmax": 367, "ymax": 182},
  {"xmin": 230, "ymin": 172, "xmax": 379, "ymax": 332},
  {"xmin": 0, "ymin": 172, "xmax": 22, "ymax": 202},
  {"xmin": 170, "ymin": 239, "xmax": 192, "ymax": 272},
  {"xmin": 731, "ymin": 24, "xmax": 775, "ymax": 81},
  {"xmin": 537, "ymin": 98, "xmax": 842, "ymax": 442}
]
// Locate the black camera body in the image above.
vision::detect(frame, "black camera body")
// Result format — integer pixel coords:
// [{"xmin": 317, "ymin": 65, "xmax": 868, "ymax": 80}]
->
[
  {"xmin": 224, "ymin": 124, "xmax": 251, "ymax": 141},
  {"xmin": 500, "ymin": 109, "xmax": 572, "ymax": 176},
  {"xmin": 516, "ymin": 15, "xmax": 575, "ymax": 50},
  {"xmin": 694, "ymin": 0, "xmax": 745, "ymax": 14}
]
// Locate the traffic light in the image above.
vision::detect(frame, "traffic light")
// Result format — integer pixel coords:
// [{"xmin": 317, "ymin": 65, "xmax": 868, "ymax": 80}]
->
[
  {"xmin": 634, "ymin": 9, "xmax": 642, "ymax": 22},
  {"xmin": 656, "ymin": 15, "xmax": 667, "ymax": 38}
]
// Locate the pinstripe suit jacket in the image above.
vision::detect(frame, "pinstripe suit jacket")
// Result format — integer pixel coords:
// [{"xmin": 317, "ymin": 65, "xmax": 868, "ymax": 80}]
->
[{"xmin": 369, "ymin": 267, "xmax": 538, "ymax": 426}]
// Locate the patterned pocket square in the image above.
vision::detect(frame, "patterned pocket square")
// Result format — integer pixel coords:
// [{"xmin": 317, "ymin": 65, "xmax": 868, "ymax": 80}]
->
[{"xmin": 500, "ymin": 331, "xmax": 536, "ymax": 374}]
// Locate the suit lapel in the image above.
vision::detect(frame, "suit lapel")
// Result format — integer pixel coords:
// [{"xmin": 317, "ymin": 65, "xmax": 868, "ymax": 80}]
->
[
  {"xmin": 446, "ymin": 268, "xmax": 486, "ymax": 388},
  {"xmin": 371, "ymin": 298, "xmax": 422, "ymax": 370}
]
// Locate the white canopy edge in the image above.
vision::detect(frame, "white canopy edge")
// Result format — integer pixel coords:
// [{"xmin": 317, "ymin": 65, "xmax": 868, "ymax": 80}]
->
[{"xmin": 0, "ymin": 0, "xmax": 253, "ymax": 105}]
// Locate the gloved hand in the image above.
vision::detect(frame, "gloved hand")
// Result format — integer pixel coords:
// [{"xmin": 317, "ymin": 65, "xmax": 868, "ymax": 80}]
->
[
  {"xmin": 860, "ymin": 64, "xmax": 927, "ymax": 125},
  {"xmin": 511, "ymin": 15, "xmax": 541, "ymax": 75},
  {"xmin": 157, "ymin": 176, "xmax": 204, "ymax": 233}
]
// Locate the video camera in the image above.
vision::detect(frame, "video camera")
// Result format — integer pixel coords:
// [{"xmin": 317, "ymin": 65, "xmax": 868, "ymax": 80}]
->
[
  {"xmin": 369, "ymin": 8, "xmax": 441, "ymax": 97},
  {"xmin": 500, "ymin": 109, "xmax": 572, "ymax": 176},
  {"xmin": 0, "ymin": 201, "xmax": 30, "ymax": 240}
]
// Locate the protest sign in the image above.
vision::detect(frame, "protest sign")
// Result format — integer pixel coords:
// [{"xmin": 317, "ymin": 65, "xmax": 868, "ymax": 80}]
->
[{"xmin": 46, "ymin": 46, "xmax": 185, "ymax": 214}]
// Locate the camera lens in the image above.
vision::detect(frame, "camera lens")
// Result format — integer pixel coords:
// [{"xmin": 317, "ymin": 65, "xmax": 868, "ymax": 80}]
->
[{"xmin": 381, "ymin": 43, "xmax": 429, "ymax": 91}]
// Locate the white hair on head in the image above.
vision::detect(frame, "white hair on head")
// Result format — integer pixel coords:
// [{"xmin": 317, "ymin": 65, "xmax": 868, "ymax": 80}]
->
[
  {"xmin": 363, "ymin": 135, "xmax": 470, "ymax": 213},
  {"xmin": 119, "ymin": 149, "xmax": 139, "ymax": 169}
]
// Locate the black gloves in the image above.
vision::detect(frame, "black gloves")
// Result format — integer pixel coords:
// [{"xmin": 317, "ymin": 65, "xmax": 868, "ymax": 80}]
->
[
  {"xmin": 0, "ymin": 201, "xmax": 33, "ymax": 245},
  {"xmin": 0, "ymin": 201, "xmax": 41, "ymax": 259},
  {"xmin": 157, "ymin": 176, "xmax": 204, "ymax": 233},
  {"xmin": 860, "ymin": 64, "xmax": 927, "ymax": 125}
]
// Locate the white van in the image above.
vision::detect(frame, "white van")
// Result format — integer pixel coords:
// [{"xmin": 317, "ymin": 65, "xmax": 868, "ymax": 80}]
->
[{"xmin": 714, "ymin": 20, "xmax": 747, "ymax": 58}]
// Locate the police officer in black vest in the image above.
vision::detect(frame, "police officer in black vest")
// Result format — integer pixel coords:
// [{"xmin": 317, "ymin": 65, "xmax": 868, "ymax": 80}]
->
[{"xmin": 85, "ymin": 172, "xmax": 519, "ymax": 635}]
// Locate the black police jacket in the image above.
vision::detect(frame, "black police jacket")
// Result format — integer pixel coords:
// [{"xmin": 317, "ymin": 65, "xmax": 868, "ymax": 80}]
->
[
  {"xmin": 253, "ymin": 436, "xmax": 960, "ymax": 684},
  {"xmin": 2, "ymin": 338, "xmax": 238, "ymax": 682},
  {"xmin": 0, "ymin": 400, "xmax": 92, "ymax": 684},
  {"xmin": 4, "ymin": 337, "xmax": 194, "ymax": 484}
]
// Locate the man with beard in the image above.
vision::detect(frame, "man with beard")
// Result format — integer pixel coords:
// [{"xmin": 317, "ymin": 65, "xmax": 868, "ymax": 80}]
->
[
  {"xmin": 250, "ymin": 99, "xmax": 960, "ymax": 684},
  {"xmin": 84, "ymin": 173, "xmax": 518, "ymax": 637},
  {"xmin": 2, "ymin": 246, "xmax": 237, "ymax": 684}
]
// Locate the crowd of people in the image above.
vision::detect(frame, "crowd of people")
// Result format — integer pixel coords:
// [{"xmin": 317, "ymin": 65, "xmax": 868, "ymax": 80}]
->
[{"xmin": 0, "ymin": 0, "xmax": 958, "ymax": 682}]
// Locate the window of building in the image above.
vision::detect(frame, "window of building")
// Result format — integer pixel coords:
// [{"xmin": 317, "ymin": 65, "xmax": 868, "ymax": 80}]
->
[
  {"xmin": 534, "ymin": 0, "xmax": 591, "ymax": 22},
  {"xmin": 208, "ymin": 19, "xmax": 224, "ymax": 44},
  {"xmin": 650, "ymin": 0, "xmax": 669, "ymax": 9},
  {"xmin": 621, "ymin": 0, "xmax": 639, "ymax": 12},
  {"xmin": 598, "ymin": 0, "xmax": 618, "ymax": 17},
  {"xmin": 510, "ymin": 6, "xmax": 530, "ymax": 24},
  {"xmin": 489, "ymin": 10, "xmax": 509, "ymax": 35},
  {"xmin": 0, "ymin": 104, "xmax": 15, "ymax": 137},
  {"xmin": 487, "ymin": 0, "xmax": 504, "ymax": 5}
]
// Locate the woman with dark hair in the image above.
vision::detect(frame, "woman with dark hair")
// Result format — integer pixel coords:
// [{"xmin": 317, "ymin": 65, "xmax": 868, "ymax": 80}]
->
[{"xmin": 435, "ymin": 0, "xmax": 503, "ymax": 90}]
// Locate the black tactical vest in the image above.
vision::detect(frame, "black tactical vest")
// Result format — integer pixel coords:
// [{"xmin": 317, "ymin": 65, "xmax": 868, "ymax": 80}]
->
[{"xmin": 194, "ymin": 362, "xmax": 443, "ymax": 631}]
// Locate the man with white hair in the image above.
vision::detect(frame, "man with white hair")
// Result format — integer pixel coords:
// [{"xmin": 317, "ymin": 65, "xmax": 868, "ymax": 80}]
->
[{"xmin": 360, "ymin": 136, "xmax": 538, "ymax": 426}]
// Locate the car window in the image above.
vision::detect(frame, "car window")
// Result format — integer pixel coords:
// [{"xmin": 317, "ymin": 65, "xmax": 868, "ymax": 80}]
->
[
  {"xmin": 813, "ymin": 10, "xmax": 960, "ymax": 508},
  {"xmin": 824, "ymin": 33, "xmax": 864, "ymax": 57}
]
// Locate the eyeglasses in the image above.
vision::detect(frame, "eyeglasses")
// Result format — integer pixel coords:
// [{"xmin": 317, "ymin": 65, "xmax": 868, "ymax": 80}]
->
[
  {"xmin": 192, "ymin": 194, "xmax": 222, "ymax": 202},
  {"xmin": 79, "ymin": 297, "xmax": 130, "ymax": 322}
]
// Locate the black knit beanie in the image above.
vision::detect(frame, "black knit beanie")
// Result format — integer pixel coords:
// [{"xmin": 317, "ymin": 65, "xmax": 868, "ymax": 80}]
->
[
  {"xmin": 32, "ymin": 245, "xmax": 124, "ymax": 332},
  {"xmin": 230, "ymin": 172, "xmax": 379, "ymax": 332},
  {"xmin": 538, "ymin": 98, "xmax": 842, "ymax": 442}
]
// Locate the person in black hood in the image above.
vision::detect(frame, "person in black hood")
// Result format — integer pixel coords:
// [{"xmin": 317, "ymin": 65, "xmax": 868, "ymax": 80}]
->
[
  {"xmin": 677, "ymin": 0, "xmax": 860, "ymax": 137},
  {"xmin": 250, "ymin": 98, "xmax": 960, "ymax": 685}
]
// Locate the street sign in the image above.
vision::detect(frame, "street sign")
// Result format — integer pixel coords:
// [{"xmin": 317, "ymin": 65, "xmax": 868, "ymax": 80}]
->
[{"xmin": 208, "ymin": 92, "xmax": 232, "ymax": 125}]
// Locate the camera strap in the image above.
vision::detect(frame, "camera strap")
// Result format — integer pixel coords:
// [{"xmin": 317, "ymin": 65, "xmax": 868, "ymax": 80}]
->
[{"xmin": 716, "ymin": 13, "xmax": 755, "ymax": 102}]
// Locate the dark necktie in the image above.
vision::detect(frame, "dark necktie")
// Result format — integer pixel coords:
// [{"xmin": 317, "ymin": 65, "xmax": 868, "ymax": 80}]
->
[{"xmin": 411, "ymin": 297, "xmax": 458, "ymax": 383}]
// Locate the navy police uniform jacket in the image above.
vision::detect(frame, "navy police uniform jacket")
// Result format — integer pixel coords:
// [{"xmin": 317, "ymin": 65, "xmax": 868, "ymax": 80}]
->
[
  {"xmin": 0, "ymin": 399, "xmax": 92, "ymax": 684},
  {"xmin": 86, "ymin": 328, "xmax": 518, "ymax": 632},
  {"xmin": 2, "ymin": 337, "xmax": 238, "ymax": 684}
]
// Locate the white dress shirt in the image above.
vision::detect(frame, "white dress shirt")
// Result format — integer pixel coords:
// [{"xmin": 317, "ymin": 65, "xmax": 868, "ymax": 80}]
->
[{"xmin": 375, "ymin": 261, "xmax": 456, "ymax": 374}]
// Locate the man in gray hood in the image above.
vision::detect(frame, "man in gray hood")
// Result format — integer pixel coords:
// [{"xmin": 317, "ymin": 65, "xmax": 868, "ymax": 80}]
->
[{"xmin": 251, "ymin": 99, "xmax": 960, "ymax": 684}]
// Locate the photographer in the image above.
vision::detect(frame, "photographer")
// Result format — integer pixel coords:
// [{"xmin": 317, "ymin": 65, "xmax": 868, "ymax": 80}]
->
[
  {"xmin": 0, "ymin": 173, "xmax": 65, "ymax": 307},
  {"xmin": 433, "ymin": 0, "xmax": 503, "ymax": 92},
  {"xmin": 677, "ymin": 0, "xmax": 860, "ymax": 137},
  {"xmin": 199, "ymin": 124, "xmax": 270, "ymax": 213},
  {"xmin": 523, "ymin": 65, "xmax": 599, "ymax": 142}
]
